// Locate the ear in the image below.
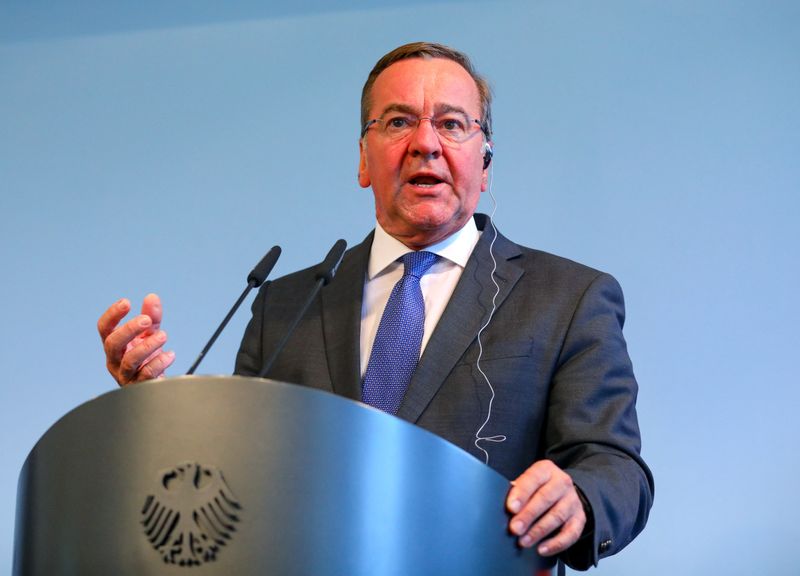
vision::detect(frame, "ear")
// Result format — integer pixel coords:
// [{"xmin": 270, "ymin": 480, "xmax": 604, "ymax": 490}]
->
[{"xmin": 358, "ymin": 138, "xmax": 371, "ymax": 188}]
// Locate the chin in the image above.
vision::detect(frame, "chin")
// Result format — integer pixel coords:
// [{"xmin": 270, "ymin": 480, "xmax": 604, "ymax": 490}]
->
[
  {"xmin": 406, "ymin": 211, "xmax": 458, "ymax": 232},
  {"xmin": 404, "ymin": 211, "xmax": 471, "ymax": 245}
]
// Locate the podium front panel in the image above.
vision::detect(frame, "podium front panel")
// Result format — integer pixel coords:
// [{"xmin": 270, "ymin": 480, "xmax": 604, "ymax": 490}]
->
[{"xmin": 15, "ymin": 376, "xmax": 553, "ymax": 575}]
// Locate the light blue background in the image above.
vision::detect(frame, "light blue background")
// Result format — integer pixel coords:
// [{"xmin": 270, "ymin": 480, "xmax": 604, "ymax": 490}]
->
[{"xmin": 2, "ymin": 1, "xmax": 798, "ymax": 573}]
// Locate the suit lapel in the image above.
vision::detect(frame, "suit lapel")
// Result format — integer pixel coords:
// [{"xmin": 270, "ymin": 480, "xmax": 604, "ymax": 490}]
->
[
  {"xmin": 397, "ymin": 216, "xmax": 524, "ymax": 423},
  {"xmin": 321, "ymin": 233, "xmax": 372, "ymax": 402}
]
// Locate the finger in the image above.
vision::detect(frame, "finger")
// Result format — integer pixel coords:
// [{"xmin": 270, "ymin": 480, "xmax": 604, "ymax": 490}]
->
[
  {"xmin": 140, "ymin": 293, "xmax": 163, "ymax": 331},
  {"xmin": 508, "ymin": 461, "xmax": 575, "ymax": 536},
  {"xmin": 133, "ymin": 349, "xmax": 176, "ymax": 384},
  {"xmin": 522, "ymin": 472, "xmax": 575, "ymax": 525},
  {"xmin": 103, "ymin": 314, "xmax": 154, "ymax": 365},
  {"xmin": 518, "ymin": 491, "xmax": 584, "ymax": 551},
  {"xmin": 117, "ymin": 330, "xmax": 168, "ymax": 382},
  {"xmin": 535, "ymin": 513, "xmax": 586, "ymax": 556},
  {"xmin": 97, "ymin": 298, "xmax": 131, "ymax": 342},
  {"xmin": 507, "ymin": 460, "xmax": 557, "ymax": 518}
]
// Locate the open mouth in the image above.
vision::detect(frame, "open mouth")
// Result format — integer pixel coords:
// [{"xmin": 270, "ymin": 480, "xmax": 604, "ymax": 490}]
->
[{"xmin": 409, "ymin": 175, "xmax": 445, "ymax": 188}]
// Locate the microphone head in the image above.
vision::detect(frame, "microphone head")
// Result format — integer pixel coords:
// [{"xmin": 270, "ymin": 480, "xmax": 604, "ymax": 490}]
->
[
  {"xmin": 314, "ymin": 239, "xmax": 347, "ymax": 285},
  {"xmin": 247, "ymin": 245, "xmax": 282, "ymax": 287}
]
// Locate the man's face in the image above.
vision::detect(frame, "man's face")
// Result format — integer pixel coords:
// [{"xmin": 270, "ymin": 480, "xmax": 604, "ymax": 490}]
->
[{"xmin": 358, "ymin": 58, "xmax": 489, "ymax": 249}]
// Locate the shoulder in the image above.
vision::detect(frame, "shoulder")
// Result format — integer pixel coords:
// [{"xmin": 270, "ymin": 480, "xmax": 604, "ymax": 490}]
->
[
  {"xmin": 517, "ymin": 244, "xmax": 604, "ymax": 280},
  {"xmin": 520, "ymin": 250, "xmax": 626, "ymax": 321},
  {"xmin": 517, "ymin": 245, "xmax": 622, "ymax": 295},
  {"xmin": 477, "ymin": 215, "xmax": 622, "ymax": 303},
  {"xmin": 259, "ymin": 233, "xmax": 373, "ymax": 299}
]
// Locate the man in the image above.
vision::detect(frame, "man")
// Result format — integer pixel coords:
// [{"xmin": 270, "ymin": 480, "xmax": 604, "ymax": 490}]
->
[{"xmin": 98, "ymin": 42, "xmax": 653, "ymax": 570}]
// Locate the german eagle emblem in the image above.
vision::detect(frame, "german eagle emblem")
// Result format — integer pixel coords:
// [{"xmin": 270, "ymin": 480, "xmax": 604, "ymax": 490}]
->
[{"xmin": 141, "ymin": 462, "xmax": 242, "ymax": 566}]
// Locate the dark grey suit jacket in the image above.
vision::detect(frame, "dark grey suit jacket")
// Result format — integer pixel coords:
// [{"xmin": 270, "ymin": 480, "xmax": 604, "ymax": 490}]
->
[{"xmin": 235, "ymin": 214, "xmax": 653, "ymax": 569}]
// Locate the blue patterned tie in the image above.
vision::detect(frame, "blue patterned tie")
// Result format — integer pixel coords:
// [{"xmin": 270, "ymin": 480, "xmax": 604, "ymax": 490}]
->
[{"xmin": 362, "ymin": 251, "xmax": 439, "ymax": 414}]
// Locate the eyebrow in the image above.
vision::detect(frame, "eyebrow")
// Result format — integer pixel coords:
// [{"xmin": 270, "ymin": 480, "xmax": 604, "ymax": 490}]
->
[{"xmin": 377, "ymin": 103, "xmax": 473, "ymax": 118}]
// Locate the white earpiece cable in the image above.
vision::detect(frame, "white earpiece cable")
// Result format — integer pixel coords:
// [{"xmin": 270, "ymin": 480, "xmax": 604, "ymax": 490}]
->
[{"xmin": 474, "ymin": 162, "xmax": 506, "ymax": 465}]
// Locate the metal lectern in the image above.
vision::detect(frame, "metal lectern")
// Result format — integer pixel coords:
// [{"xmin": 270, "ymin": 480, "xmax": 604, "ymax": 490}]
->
[{"xmin": 14, "ymin": 376, "xmax": 553, "ymax": 575}]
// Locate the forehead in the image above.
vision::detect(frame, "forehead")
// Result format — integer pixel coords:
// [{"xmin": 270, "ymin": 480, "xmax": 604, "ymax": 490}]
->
[{"xmin": 368, "ymin": 57, "xmax": 481, "ymax": 117}]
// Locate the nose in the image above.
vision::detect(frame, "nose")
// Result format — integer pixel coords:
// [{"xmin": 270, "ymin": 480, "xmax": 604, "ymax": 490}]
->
[{"xmin": 408, "ymin": 117, "xmax": 442, "ymax": 159}]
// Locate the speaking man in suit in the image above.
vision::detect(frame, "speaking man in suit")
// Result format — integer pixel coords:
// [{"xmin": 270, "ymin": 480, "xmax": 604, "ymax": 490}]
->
[{"xmin": 97, "ymin": 42, "xmax": 653, "ymax": 570}]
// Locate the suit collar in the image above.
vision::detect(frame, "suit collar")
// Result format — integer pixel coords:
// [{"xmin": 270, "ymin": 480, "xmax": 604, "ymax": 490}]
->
[
  {"xmin": 319, "ymin": 215, "xmax": 524, "ymax": 419},
  {"xmin": 396, "ymin": 214, "xmax": 524, "ymax": 423},
  {"xmin": 321, "ymin": 232, "xmax": 372, "ymax": 402}
]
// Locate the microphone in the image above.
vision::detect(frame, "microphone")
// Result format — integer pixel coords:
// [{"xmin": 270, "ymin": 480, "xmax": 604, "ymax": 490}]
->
[
  {"xmin": 314, "ymin": 239, "xmax": 347, "ymax": 284},
  {"xmin": 186, "ymin": 246, "xmax": 282, "ymax": 375},
  {"xmin": 248, "ymin": 248, "xmax": 282, "ymax": 286},
  {"xmin": 257, "ymin": 239, "xmax": 347, "ymax": 379}
]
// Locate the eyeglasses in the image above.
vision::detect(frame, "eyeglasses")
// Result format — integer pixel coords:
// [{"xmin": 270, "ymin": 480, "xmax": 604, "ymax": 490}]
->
[{"xmin": 361, "ymin": 111, "xmax": 487, "ymax": 144}]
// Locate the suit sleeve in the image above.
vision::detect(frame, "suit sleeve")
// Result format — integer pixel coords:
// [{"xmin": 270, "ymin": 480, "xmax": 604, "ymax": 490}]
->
[{"xmin": 546, "ymin": 273, "xmax": 654, "ymax": 570}]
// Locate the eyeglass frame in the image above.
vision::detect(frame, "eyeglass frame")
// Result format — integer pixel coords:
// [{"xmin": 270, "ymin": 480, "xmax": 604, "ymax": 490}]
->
[{"xmin": 360, "ymin": 108, "xmax": 490, "ymax": 144}]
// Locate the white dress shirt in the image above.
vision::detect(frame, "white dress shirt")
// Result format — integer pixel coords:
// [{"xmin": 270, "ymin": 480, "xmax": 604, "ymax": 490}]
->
[{"xmin": 359, "ymin": 219, "xmax": 480, "ymax": 377}]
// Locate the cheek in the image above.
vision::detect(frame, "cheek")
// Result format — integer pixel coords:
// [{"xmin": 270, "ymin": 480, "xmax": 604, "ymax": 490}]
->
[
  {"xmin": 368, "ymin": 147, "xmax": 403, "ymax": 183},
  {"xmin": 451, "ymin": 153, "xmax": 486, "ymax": 189}
]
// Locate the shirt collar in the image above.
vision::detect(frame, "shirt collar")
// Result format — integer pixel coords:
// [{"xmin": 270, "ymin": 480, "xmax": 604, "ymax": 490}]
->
[{"xmin": 368, "ymin": 218, "xmax": 480, "ymax": 280}]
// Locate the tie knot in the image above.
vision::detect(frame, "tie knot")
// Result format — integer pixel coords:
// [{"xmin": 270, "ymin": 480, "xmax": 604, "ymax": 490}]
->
[{"xmin": 400, "ymin": 251, "xmax": 438, "ymax": 279}]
